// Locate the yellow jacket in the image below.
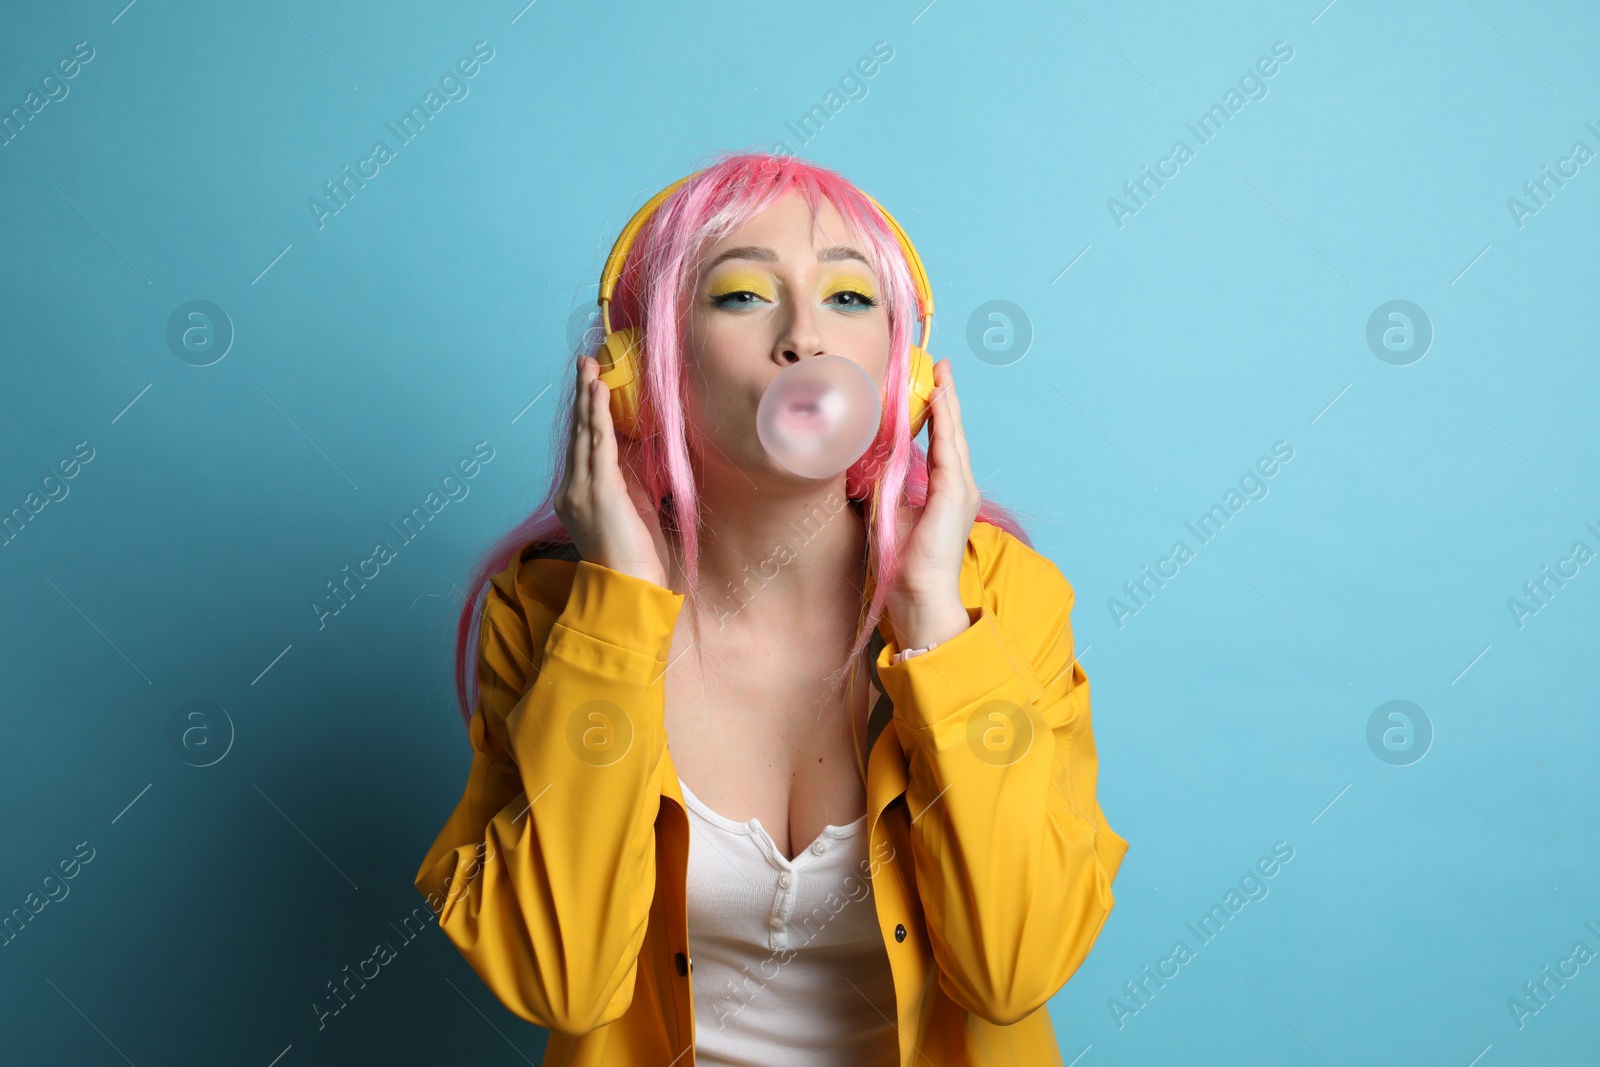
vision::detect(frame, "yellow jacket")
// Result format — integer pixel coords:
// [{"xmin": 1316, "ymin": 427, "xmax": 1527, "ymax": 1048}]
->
[{"xmin": 414, "ymin": 518, "xmax": 1129, "ymax": 1066}]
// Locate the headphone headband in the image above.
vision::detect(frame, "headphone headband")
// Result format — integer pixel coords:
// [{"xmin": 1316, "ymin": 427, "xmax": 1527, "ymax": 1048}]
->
[{"xmin": 597, "ymin": 168, "xmax": 934, "ymax": 347}]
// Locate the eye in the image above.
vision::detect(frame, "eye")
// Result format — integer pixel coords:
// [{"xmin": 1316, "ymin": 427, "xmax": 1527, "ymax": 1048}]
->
[
  {"xmin": 711, "ymin": 290, "xmax": 767, "ymax": 309},
  {"xmin": 828, "ymin": 289, "xmax": 880, "ymax": 310}
]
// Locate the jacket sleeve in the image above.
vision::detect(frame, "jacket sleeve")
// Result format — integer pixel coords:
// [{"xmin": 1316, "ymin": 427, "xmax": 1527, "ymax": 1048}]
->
[
  {"xmin": 875, "ymin": 530, "xmax": 1129, "ymax": 1027},
  {"xmin": 413, "ymin": 556, "xmax": 685, "ymax": 1036}
]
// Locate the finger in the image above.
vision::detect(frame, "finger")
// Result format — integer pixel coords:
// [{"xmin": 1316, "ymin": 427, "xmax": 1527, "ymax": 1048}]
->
[
  {"xmin": 935, "ymin": 363, "xmax": 976, "ymax": 497},
  {"xmin": 591, "ymin": 374, "xmax": 618, "ymax": 481},
  {"xmin": 928, "ymin": 360, "xmax": 967, "ymax": 474},
  {"xmin": 617, "ymin": 433, "xmax": 648, "ymax": 495},
  {"xmin": 572, "ymin": 358, "xmax": 593, "ymax": 492},
  {"xmin": 928, "ymin": 361, "xmax": 956, "ymax": 468},
  {"xmin": 941, "ymin": 361, "xmax": 972, "ymax": 470},
  {"xmin": 559, "ymin": 358, "xmax": 586, "ymax": 495},
  {"xmin": 943, "ymin": 359, "xmax": 963, "ymax": 424},
  {"xmin": 949, "ymin": 381, "xmax": 979, "ymax": 500}
]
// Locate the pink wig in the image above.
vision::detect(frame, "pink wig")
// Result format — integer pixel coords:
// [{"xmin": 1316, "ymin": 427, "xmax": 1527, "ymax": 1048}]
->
[{"xmin": 450, "ymin": 150, "xmax": 1033, "ymax": 729}]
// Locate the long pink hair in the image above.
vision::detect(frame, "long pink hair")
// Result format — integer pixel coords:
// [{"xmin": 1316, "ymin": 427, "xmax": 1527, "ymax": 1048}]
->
[{"xmin": 450, "ymin": 150, "xmax": 1033, "ymax": 729}]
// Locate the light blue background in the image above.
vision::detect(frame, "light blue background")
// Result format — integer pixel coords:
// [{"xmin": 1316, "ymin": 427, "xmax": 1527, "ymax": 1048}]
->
[{"xmin": 2, "ymin": 1, "xmax": 1596, "ymax": 1064}]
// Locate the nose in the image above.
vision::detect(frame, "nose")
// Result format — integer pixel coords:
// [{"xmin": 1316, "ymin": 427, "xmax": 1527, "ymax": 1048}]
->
[{"xmin": 774, "ymin": 288, "xmax": 826, "ymax": 367}]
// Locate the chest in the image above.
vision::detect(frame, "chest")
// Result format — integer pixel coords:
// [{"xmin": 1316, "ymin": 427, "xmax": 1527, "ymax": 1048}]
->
[{"xmin": 663, "ymin": 628, "xmax": 879, "ymax": 863}]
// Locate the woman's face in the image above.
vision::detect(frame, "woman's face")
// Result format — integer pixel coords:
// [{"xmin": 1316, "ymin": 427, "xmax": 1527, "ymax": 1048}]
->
[{"xmin": 684, "ymin": 191, "xmax": 892, "ymax": 485}]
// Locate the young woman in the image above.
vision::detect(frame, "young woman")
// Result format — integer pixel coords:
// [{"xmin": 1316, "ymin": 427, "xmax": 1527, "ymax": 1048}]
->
[{"xmin": 414, "ymin": 152, "xmax": 1129, "ymax": 1066}]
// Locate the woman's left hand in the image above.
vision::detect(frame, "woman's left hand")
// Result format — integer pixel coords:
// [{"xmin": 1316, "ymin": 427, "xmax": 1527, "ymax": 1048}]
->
[{"xmin": 887, "ymin": 359, "xmax": 981, "ymax": 646}]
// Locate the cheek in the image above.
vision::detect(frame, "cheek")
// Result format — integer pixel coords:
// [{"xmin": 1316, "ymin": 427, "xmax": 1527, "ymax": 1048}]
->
[
  {"xmin": 686, "ymin": 337, "xmax": 737, "ymax": 405},
  {"xmin": 680, "ymin": 365, "xmax": 718, "ymax": 436},
  {"xmin": 681, "ymin": 351, "xmax": 753, "ymax": 437},
  {"xmin": 860, "ymin": 319, "xmax": 892, "ymax": 379},
  {"xmin": 863, "ymin": 343, "xmax": 891, "ymax": 393},
  {"xmin": 872, "ymin": 345, "xmax": 891, "ymax": 382},
  {"xmin": 688, "ymin": 308, "xmax": 752, "ymax": 376}
]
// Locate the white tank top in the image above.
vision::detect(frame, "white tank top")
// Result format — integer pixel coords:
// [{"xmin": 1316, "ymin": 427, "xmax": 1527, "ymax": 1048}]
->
[{"xmin": 677, "ymin": 775, "xmax": 899, "ymax": 1066}]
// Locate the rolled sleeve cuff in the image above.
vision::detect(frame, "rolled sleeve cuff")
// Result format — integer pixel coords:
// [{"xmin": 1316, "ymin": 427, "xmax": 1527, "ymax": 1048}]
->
[
  {"xmin": 544, "ymin": 560, "xmax": 685, "ymax": 685},
  {"xmin": 875, "ymin": 605, "xmax": 1025, "ymax": 730}
]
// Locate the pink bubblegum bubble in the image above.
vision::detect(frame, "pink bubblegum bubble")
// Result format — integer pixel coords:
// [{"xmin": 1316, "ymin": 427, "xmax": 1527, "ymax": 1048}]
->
[{"xmin": 756, "ymin": 355, "xmax": 882, "ymax": 479}]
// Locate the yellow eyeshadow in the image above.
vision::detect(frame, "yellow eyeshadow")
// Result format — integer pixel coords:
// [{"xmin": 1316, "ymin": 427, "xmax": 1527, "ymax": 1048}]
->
[
  {"xmin": 821, "ymin": 270, "xmax": 878, "ymax": 301},
  {"xmin": 708, "ymin": 271, "xmax": 776, "ymax": 301}
]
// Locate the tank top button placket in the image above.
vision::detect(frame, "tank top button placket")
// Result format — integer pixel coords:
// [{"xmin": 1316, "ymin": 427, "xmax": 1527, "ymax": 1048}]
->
[{"xmin": 769, "ymin": 867, "xmax": 794, "ymax": 948}]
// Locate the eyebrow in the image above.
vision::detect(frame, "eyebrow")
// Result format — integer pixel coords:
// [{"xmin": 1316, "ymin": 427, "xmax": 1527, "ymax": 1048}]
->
[{"xmin": 703, "ymin": 245, "xmax": 874, "ymax": 272}]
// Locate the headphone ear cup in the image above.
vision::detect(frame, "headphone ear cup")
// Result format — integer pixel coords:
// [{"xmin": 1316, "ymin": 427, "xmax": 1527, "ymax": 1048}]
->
[
  {"xmin": 906, "ymin": 345, "xmax": 938, "ymax": 438},
  {"xmin": 596, "ymin": 327, "xmax": 645, "ymax": 439}
]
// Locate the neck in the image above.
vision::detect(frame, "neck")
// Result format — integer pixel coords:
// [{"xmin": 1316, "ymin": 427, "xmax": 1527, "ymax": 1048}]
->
[{"xmin": 666, "ymin": 466, "xmax": 870, "ymax": 635}]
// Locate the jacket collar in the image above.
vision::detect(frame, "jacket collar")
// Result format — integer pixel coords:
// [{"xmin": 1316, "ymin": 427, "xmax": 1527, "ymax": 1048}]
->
[{"xmin": 525, "ymin": 535, "xmax": 959, "ymax": 828}]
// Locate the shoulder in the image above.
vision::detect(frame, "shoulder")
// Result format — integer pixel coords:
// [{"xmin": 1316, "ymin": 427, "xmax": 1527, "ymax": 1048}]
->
[
  {"xmin": 968, "ymin": 519, "xmax": 1075, "ymax": 621},
  {"xmin": 963, "ymin": 523, "xmax": 1084, "ymax": 696},
  {"xmin": 493, "ymin": 537, "xmax": 583, "ymax": 613},
  {"xmin": 480, "ymin": 540, "xmax": 584, "ymax": 681},
  {"xmin": 471, "ymin": 540, "xmax": 588, "ymax": 753}
]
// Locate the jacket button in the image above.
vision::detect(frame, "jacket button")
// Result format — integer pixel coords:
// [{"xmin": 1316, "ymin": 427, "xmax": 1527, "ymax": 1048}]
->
[
  {"xmin": 894, "ymin": 924, "xmax": 907, "ymax": 943},
  {"xmin": 674, "ymin": 951, "xmax": 688, "ymax": 977}
]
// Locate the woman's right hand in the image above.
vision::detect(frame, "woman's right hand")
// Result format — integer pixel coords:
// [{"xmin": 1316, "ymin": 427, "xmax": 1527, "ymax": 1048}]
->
[{"xmin": 554, "ymin": 354, "xmax": 672, "ymax": 588}]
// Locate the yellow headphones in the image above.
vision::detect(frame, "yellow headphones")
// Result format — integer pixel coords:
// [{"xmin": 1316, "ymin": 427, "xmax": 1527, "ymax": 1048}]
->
[{"xmin": 593, "ymin": 169, "xmax": 939, "ymax": 441}]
